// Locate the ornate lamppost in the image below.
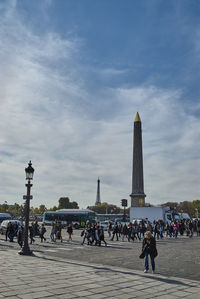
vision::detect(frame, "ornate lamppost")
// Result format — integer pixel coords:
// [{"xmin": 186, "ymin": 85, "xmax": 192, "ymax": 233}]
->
[
  {"xmin": 121, "ymin": 199, "xmax": 128, "ymax": 222},
  {"xmin": 19, "ymin": 161, "xmax": 34, "ymax": 255}
]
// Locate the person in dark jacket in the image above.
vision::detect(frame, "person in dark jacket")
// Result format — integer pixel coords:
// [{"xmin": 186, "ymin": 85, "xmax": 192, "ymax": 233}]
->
[
  {"xmin": 142, "ymin": 231, "xmax": 158, "ymax": 273},
  {"xmin": 111, "ymin": 222, "xmax": 119, "ymax": 241},
  {"xmin": 67, "ymin": 223, "xmax": 73, "ymax": 241},
  {"xmin": 29, "ymin": 222, "xmax": 35, "ymax": 244},
  {"xmin": 17, "ymin": 226, "xmax": 24, "ymax": 248},
  {"xmin": 13, "ymin": 221, "xmax": 19, "ymax": 238},
  {"xmin": 40, "ymin": 223, "xmax": 46, "ymax": 242},
  {"xmin": 7, "ymin": 222, "xmax": 14, "ymax": 242},
  {"xmin": 99, "ymin": 226, "xmax": 107, "ymax": 246}
]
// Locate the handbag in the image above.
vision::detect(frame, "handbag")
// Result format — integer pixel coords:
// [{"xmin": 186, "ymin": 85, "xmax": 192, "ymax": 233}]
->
[
  {"xmin": 139, "ymin": 251, "xmax": 145, "ymax": 259},
  {"xmin": 139, "ymin": 244, "xmax": 147, "ymax": 259}
]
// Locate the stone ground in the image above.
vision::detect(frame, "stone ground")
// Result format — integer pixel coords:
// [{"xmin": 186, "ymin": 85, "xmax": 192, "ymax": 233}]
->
[
  {"xmin": 0, "ymin": 229, "xmax": 199, "ymax": 298},
  {"xmin": 1, "ymin": 228, "xmax": 199, "ymax": 281}
]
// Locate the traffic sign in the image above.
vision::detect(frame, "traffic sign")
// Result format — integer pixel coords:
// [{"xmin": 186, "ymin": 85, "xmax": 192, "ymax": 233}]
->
[{"xmin": 23, "ymin": 195, "xmax": 33, "ymax": 199}]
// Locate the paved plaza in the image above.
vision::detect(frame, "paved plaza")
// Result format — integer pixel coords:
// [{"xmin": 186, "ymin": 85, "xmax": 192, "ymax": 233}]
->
[{"xmin": 0, "ymin": 230, "xmax": 199, "ymax": 298}]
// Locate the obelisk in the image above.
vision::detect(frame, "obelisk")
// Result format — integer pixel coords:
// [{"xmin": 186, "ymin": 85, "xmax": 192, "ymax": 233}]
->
[
  {"xmin": 130, "ymin": 112, "xmax": 146, "ymax": 207},
  {"xmin": 95, "ymin": 178, "xmax": 101, "ymax": 206}
]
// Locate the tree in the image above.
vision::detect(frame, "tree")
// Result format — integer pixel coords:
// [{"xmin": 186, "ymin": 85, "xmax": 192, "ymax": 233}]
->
[
  {"xmin": 192, "ymin": 200, "xmax": 200, "ymax": 217},
  {"xmin": 87, "ymin": 202, "xmax": 122, "ymax": 214},
  {"xmin": 49, "ymin": 206, "xmax": 58, "ymax": 211},
  {"xmin": 58, "ymin": 197, "xmax": 79, "ymax": 209},
  {"xmin": 38, "ymin": 204, "xmax": 47, "ymax": 214},
  {"xmin": 33, "ymin": 207, "xmax": 39, "ymax": 214},
  {"xmin": 0, "ymin": 203, "xmax": 8, "ymax": 213}
]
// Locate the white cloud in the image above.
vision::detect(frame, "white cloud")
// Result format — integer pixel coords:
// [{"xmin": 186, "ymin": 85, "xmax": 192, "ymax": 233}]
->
[{"xmin": 0, "ymin": 1, "xmax": 199, "ymax": 208}]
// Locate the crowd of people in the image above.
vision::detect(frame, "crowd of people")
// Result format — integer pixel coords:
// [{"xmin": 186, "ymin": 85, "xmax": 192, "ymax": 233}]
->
[
  {"xmin": 3, "ymin": 218, "xmax": 200, "ymax": 249},
  {"xmin": 103, "ymin": 219, "xmax": 200, "ymax": 242}
]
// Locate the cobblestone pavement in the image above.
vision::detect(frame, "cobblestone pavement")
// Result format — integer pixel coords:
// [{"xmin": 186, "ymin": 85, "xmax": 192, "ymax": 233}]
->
[
  {"xmin": 0, "ymin": 248, "xmax": 199, "ymax": 298},
  {"xmin": 1, "ymin": 229, "xmax": 200, "ymax": 282}
]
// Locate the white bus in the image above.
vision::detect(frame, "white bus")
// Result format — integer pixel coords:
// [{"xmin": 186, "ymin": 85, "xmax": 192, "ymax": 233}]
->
[{"xmin": 43, "ymin": 209, "xmax": 96, "ymax": 228}]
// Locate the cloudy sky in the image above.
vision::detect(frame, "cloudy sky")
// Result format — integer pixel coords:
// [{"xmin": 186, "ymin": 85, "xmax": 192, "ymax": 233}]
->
[{"xmin": 0, "ymin": 0, "xmax": 200, "ymax": 208}]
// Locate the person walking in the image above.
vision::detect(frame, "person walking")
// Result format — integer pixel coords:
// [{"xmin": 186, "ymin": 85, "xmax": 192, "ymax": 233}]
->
[
  {"xmin": 55, "ymin": 221, "xmax": 63, "ymax": 242},
  {"xmin": 50, "ymin": 223, "xmax": 56, "ymax": 242},
  {"xmin": 29, "ymin": 222, "xmax": 35, "ymax": 244},
  {"xmin": 173, "ymin": 221, "xmax": 179, "ymax": 238},
  {"xmin": 99, "ymin": 226, "xmax": 107, "ymax": 246},
  {"xmin": 67, "ymin": 223, "xmax": 73, "ymax": 241},
  {"xmin": 141, "ymin": 231, "xmax": 158, "ymax": 274},
  {"xmin": 111, "ymin": 222, "xmax": 119, "ymax": 241},
  {"xmin": 107, "ymin": 221, "xmax": 112, "ymax": 238},
  {"xmin": 17, "ymin": 226, "xmax": 24, "ymax": 248},
  {"xmin": 122, "ymin": 223, "xmax": 128, "ymax": 241},
  {"xmin": 40, "ymin": 223, "xmax": 46, "ymax": 242}
]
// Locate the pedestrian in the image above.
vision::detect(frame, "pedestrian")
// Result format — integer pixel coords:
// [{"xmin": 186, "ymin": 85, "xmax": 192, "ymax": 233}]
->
[
  {"xmin": 197, "ymin": 220, "xmax": 200, "ymax": 237},
  {"xmin": 40, "ymin": 223, "xmax": 46, "ymax": 242},
  {"xmin": 33, "ymin": 220, "xmax": 40, "ymax": 236},
  {"xmin": 107, "ymin": 221, "xmax": 112, "ymax": 237},
  {"xmin": 122, "ymin": 223, "xmax": 128, "ymax": 241},
  {"xmin": 7, "ymin": 222, "xmax": 14, "ymax": 242},
  {"xmin": 173, "ymin": 221, "xmax": 178, "ymax": 238},
  {"xmin": 189, "ymin": 221, "xmax": 193, "ymax": 238},
  {"xmin": 99, "ymin": 226, "xmax": 107, "ymax": 246},
  {"xmin": 127, "ymin": 223, "xmax": 133, "ymax": 242},
  {"xmin": 50, "ymin": 222, "xmax": 56, "ymax": 242},
  {"xmin": 55, "ymin": 221, "xmax": 63, "ymax": 242},
  {"xmin": 95, "ymin": 225, "xmax": 100, "ymax": 246},
  {"xmin": 29, "ymin": 222, "xmax": 35, "ymax": 244},
  {"xmin": 132, "ymin": 220, "xmax": 141, "ymax": 241},
  {"xmin": 5, "ymin": 222, "xmax": 11, "ymax": 241},
  {"xmin": 139, "ymin": 221, "xmax": 146, "ymax": 239},
  {"xmin": 153, "ymin": 221, "xmax": 160, "ymax": 240},
  {"xmin": 81, "ymin": 226, "xmax": 88, "ymax": 245},
  {"xmin": 141, "ymin": 231, "xmax": 158, "ymax": 274},
  {"xmin": 111, "ymin": 222, "xmax": 119, "ymax": 241},
  {"xmin": 67, "ymin": 223, "xmax": 73, "ymax": 241},
  {"xmin": 17, "ymin": 226, "xmax": 24, "ymax": 248},
  {"xmin": 13, "ymin": 221, "xmax": 19, "ymax": 239}
]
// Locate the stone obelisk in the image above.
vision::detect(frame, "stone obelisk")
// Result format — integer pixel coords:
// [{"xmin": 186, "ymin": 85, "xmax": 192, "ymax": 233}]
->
[
  {"xmin": 95, "ymin": 178, "xmax": 101, "ymax": 206},
  {"xmin": 130, "ymin": 112, "xmax": 146, "ymax": 207}
]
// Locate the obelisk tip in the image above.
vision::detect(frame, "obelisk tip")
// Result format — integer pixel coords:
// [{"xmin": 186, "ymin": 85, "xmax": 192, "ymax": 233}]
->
[{"xmin": 134, "ymin": 112, "xmax": 141, "ymax": 122}]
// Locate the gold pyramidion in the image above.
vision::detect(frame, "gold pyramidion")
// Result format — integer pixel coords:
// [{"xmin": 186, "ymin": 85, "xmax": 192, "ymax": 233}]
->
[{"xmin": 134, "ymin": 112, "xmax": 141, "ymax": 122}]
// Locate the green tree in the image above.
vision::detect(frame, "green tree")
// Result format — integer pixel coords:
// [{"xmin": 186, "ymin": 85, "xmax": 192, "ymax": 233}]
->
[
  {"xmin": 192, "ymin": 200, "xmax": 200, "ymax": 218},
  {"xmin": 87, "ymin": 202, "xmax": 121, "ymax": 214},
  {"xmin": 0, "ymin": 203, "xmax": 8, "ymax": 213},
  {"xmin": 38, "ymin": 204, "xmax": 47, "ymax": 214},
  {"xmin": 49, "ymin": 206, "xmax": 58, "ymax": 211},
  {"xmin": 33, "ymin": 207, "xmax": 39, "ymax": 214},
  {"xmin": 58, "ymin": 197, "xmax": 79, "ymax": 209}
]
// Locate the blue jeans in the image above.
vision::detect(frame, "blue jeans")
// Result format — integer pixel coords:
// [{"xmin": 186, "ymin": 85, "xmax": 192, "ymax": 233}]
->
[{"xmin": 145, "ymin": 251, "xmax": 155, "ymax": 271}]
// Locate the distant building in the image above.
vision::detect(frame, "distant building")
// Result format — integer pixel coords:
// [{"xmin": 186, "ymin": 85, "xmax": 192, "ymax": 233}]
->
[{"xmin": 95, "ymin": 178, "xmax": 101, "ymax": 206}]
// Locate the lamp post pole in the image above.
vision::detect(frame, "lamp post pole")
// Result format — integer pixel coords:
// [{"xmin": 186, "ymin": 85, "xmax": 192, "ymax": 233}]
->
[
  {"xmin": 19, "ymin": 161, "xmax": 34, "ymax": 256},
  {"xmin": 121, "ymin": 199, "xmax": 128, "ymax": 222}
]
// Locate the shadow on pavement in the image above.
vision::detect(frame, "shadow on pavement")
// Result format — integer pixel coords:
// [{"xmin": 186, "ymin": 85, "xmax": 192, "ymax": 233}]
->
[{"xmin": 30, "ymin": 253, "xmax": 196, "ymax": 288}]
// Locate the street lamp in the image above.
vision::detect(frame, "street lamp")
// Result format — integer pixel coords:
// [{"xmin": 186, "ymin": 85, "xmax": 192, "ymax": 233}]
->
[
  {"xmin": 19, "ymin": 161, "xmax": 34, "ymax": 255},
  {"xmin": 121, "ymin": 199, "xmax": 128, "ymax": 222}
]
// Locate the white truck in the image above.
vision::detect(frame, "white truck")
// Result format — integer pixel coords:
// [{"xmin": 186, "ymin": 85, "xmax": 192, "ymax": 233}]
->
[{"xmin": 130, "ymin": 206, "xmax": 180, "ymax": 223}]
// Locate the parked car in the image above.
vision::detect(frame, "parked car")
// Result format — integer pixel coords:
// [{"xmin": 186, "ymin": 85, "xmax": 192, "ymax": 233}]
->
[
  {"xmin": 0, "ymin": 220, "xmax": 23, "ymax": 235},
  {"xmin": 0, "ymin": 213, "xmax": 12, "ymax": 224}
]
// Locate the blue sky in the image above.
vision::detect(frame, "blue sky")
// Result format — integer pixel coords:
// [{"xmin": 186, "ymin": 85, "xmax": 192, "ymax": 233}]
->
[{"xmin": 0, "ymin": 0, "xmax": 200, "ymax": 208}]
